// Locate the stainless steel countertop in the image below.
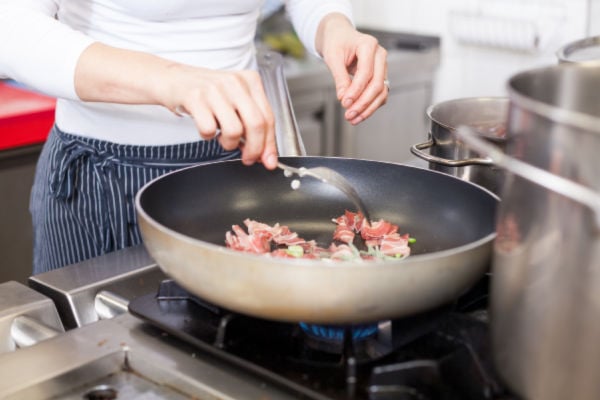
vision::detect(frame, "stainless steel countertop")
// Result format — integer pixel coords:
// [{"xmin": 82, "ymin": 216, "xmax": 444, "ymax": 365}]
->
[
  {"xmin": 0, "ymin": 281, "xmax": 64, "ymax": 354},
  {"xmin": 0, "ymin": 312, "xmax": 307, "ymax": 400},
  {"xmin": 0, "ymin": 248, "xmax": 306, "ymax": 398},
  {"xmin": 28, "ymin": 245, "xmax": 167, "ymax": 330}
]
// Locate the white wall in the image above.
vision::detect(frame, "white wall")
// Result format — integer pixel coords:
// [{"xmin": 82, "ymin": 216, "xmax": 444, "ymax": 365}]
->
[{"xmin": 351, "ymin": 0, "xmax": 593, "ymax": 102}]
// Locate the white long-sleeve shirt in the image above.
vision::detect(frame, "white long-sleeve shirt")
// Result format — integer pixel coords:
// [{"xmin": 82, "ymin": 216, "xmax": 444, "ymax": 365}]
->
[{"xmin": 0, "ymin": 0, "xmax": 352, "ymax": 145}]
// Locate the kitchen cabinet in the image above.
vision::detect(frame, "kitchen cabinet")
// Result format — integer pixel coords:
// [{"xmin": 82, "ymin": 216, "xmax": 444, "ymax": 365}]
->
[
  {"xmin": 286, "ymin": 88, "xmax": 337, "ymax": 156},
  {"xmin": 0, "ymin": 82, "xmax": 55, "ymax": 284},
  {"xmin": 0, "ymin": 145, "xmax": 43, "ymax": 285},
  {"xmin": 0, "ymin": 145, "xmax": 44, "ymax": 285},
  {"xmin": 338, "ymin": 83, "xmax": 431, "ymax": 163},
  {"xmin": 284, "ymin": 56, "xmax": 337, "ymax": 156}
]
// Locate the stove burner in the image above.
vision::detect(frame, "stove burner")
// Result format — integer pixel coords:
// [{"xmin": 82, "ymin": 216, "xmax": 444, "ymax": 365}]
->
[
  {"xmin": 299, "ymin": 322, "xmax": 379, "ymax": 341},
  {"xmin": 128, "ymin": 277, "xmax": 517, "ymax": 400}
]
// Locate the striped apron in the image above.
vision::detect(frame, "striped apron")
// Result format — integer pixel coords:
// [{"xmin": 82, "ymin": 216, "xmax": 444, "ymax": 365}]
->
[{"xmin": 29, "ymin": 125, "xmax": 240, "ymax": 275}]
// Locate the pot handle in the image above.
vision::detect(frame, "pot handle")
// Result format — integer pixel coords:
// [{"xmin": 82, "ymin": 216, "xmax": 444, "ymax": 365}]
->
[
  {"xmin": 456, "ymin": 125, "xmax": 600, "ymax": 233},
  {"xmin": 410, "ymin": 137, "xmax": 494, "ymax": 166},
  {"xmin": 257, "ymin": 50, "xmax": 306, "ymax": 157}
]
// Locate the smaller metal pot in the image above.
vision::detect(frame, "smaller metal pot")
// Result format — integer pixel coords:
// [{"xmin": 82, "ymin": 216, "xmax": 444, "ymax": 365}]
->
[{"xmin": 411, "ymin": 97, "xmax": 508, "ymax": 195}]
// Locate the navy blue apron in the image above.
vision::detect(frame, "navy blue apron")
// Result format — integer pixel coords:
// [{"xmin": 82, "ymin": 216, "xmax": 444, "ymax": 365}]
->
[{"xmin": 29, "ymin": 125, "xmax": 240, "ymax": 274}]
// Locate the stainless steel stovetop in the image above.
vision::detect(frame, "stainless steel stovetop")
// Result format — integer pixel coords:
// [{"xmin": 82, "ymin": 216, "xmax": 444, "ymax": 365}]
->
[
  {"xmin": 0, "ymin": 312, "xmax": 301, "ymax": 399},
  {"xmin": 0, "ymin": 245, "xmax": 515, "ymax": 400},
  {"xmin": 0, "ymin": 245, "xmax": 302, "ymax": 399}
]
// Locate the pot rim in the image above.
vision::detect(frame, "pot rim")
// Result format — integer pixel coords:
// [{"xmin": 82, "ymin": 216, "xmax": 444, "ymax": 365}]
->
[
  {"xmin": 426, "ymin": 96, "xmax": 509, "ymax": 132},
  {"xmin": 507, "ymin": 62, "xmax": 600, "ymax": 135},
  {"xmin": 556, "ymin": 35, "xmax": 600, "ymax": 63}
]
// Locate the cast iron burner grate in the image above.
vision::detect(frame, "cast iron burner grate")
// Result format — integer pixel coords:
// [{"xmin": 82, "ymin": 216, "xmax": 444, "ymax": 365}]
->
[{"xmin": 128, "ymin": 277, "xmax": 518, "ymax": 400}]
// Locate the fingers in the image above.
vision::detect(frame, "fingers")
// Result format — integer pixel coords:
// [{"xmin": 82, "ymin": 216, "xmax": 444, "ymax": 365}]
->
[
  {"xmin": 237, "ymin": 71, "xmax": 278, "ymax": 169},
  {"xmin": 215, "ymin": 72, "xmax": 264, "ymax": 164},
  {"xmin": 348, "ymin": 82, "xmax": 388, "ymax": 125},
  {"xmin": 339, "ymin": 34, "xmax": 380, "ymax": 108},
  {"xmin": 345, "ymin": 45, "xmax": 389, "ymax": 125},
  {"xmin": 178, "ymin": 70, "xmax": 276, "ymax": 168},
  {"xmin": 343, "ymin": 44, "xmax": 388, "ymax": 123},
  {"xmin": 321, "ymin": 28, "xmax": 389, "ymax": 126},
  {"xmin": 180, "ymin": 102, "xmax": 220, "ymax": 139},
  {"xmin": 325, "ymin": 48, "xmax": 353, "ymax": 101}
]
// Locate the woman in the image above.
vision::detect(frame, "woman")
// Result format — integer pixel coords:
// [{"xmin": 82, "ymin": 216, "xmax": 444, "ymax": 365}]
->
[{"xmin": 0, "ymin": 1, "xmax": 388, "ymax": 274}]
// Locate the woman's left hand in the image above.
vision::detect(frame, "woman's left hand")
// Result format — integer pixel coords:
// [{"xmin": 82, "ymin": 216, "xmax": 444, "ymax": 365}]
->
[{"xmin": 316, "ymin": 13, "xmax": 388, "ymax": 125}]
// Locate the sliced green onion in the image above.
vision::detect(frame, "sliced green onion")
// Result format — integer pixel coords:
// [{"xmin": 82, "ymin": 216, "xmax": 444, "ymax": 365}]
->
[
  {"xmin": 408, "ymin": 238, "xmax": 417, "ymax": 244},
  {"xmin": 286, "ymin": 245, "xmax": 304, "ymax": 258}
]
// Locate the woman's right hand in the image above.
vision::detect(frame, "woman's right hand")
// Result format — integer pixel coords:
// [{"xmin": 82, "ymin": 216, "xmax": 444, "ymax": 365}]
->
[
  {"xmin": 161, "ymin": 64, "xmax": 278, "ymax": 169},
  {"xmin": 74, "ymin": 43, "xmax": 278, "ymax": 169}
]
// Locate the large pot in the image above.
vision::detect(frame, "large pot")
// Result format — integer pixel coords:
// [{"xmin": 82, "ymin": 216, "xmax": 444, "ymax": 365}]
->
[
  {"xmin": 457, "ymin": 62, "xmax": 600, "ymax": 400},
  {"xmin": 556, "ymin": 35, "xmax": 600, "ymax": 63},
  {"xmin": 410, "ymin": 97, "xmax": 508, "ymax": 195}
]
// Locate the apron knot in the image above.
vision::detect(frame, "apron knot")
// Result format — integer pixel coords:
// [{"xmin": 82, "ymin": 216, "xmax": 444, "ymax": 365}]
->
[{"xmin": 49, "ymin": 137, "xmax": 117, "ymax": 200}]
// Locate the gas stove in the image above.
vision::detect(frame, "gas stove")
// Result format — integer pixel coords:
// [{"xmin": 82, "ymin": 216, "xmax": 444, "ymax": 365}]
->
[
  {"xmin": 0, "ymin": 246, "xmax": 519, "ymax": 400},
  {"xmin": 0, "ymin": 311, "xmax": 306, "ymax": 399},
  {"xmin": 126, "ymin": 277, "xmax": 516, "ymax": 400}
]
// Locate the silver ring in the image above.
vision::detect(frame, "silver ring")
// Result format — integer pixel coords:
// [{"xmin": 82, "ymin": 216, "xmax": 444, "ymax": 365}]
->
[{"xmin": 383, "ymin": 79, "xmax": 390, "ymax": 91}]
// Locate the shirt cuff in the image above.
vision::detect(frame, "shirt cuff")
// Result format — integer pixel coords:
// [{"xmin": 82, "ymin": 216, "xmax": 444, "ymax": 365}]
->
[{"xmin": 287, "ymin": 0, "xmax": 354, "ymax": 57}]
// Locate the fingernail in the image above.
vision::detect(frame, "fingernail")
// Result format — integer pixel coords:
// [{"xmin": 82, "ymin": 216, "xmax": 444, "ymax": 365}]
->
[
  {"xmin": 342, "ymin": 98, "xmax": 353, "ymax": 108},
  {"xmin": 267, "ymin": 153, "xmax": 277, "ymax": 169},
  {"xmin": 346, "ymin": 110, "xmax": 357, "ymax": 119},
  {"xmin": 337, "ymin": 88, "xmax": 346, "ymax": 99},
  {"xmin": 351, "ymin": 116, "xmax": 363, "ymax": 125}
]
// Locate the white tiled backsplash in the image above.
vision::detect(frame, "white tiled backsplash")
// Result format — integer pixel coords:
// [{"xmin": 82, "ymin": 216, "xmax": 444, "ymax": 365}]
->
[{"xmin": 351, "ymin": 0, "xmax": 597, "ymax": 101}]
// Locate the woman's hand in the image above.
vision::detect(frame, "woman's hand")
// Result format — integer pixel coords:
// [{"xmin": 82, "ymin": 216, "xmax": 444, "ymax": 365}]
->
[
  {"xmin": 161, "ymin": 64, "xmax": 277, "ymax": 169},
  {"xmin": 74, "ymin": 43, "xmax": 278, "ymax": 169},
  {"xmin": 315, "ymin": 13, "xmax": 388, "ymax": 125}
]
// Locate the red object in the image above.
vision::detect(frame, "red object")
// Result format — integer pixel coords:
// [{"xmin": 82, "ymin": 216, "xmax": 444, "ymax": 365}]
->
[{"xmin": 0, "ymin": 81, "xmax": 56, "ymax": 150}]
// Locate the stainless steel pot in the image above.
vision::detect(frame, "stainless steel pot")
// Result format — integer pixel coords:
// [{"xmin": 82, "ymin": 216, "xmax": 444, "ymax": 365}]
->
[
  {"xmin": 410, "ymin": 97, "xmax": 508, "ymax": 195},
  {"xmin": 457, "ymin": 62, "xmax": 600, "ymax": 400}
]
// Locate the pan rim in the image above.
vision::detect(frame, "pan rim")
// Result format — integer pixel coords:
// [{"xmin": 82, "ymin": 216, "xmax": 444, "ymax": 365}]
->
[{"xmin": 134, "ymin": 157, "xmax": 498, "ymax": 270}]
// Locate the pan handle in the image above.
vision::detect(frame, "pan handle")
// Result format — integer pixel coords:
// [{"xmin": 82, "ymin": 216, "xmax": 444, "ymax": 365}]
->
[
  {"xmin": 257, "ymin": 50, "xmax": 306, "ymax": 157},
  {"xmin": 456, "ymin": 125, "xmax": 600, "ymax": 233},
  {"xmin": 410, "ymin": 137, "xmax": 493, "ymax": 166}
]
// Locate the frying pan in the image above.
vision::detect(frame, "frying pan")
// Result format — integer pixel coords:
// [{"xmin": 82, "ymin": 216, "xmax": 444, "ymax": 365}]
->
[
  {"xmin": 135, "ymin": 51, "xmax": 498, "ymax": 324},
  {"xmin": 135, "ymin": 157, "xmax": 497, "ymax": 323}
]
